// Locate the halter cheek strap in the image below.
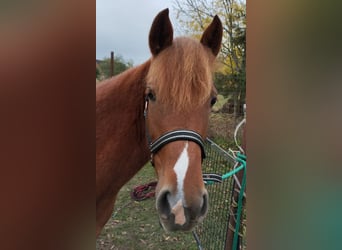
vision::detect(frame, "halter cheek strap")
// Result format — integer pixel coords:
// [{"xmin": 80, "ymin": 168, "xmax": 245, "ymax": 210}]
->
[{"xmin": 144, "ymin": 98, "xmax": 206, "ymax": 165}]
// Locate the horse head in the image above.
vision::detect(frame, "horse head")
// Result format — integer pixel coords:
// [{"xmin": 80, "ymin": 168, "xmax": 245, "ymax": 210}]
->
[{"xmin": 144, "ymin": 8, "xmax": 222, "ymax": 231}]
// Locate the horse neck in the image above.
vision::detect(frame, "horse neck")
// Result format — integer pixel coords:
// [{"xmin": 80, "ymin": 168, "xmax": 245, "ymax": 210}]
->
[{"xmin": 96, "ymin": 61, "xmax": 151, "ymax": 187}]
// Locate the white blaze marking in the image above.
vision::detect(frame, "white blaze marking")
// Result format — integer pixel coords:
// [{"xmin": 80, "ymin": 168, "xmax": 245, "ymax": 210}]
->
[
  {"xmin": 173, "ymin": 142, "xmax": 189, "ymax": 206},
  {"xmin": 168, "ymin": 142, "xmax": 189, "ymax": 225}
]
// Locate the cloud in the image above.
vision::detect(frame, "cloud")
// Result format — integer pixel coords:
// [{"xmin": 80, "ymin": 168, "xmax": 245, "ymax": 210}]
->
[{"xmin": 96, "ymin": 0, "xmax": 174, "ymax": 65}]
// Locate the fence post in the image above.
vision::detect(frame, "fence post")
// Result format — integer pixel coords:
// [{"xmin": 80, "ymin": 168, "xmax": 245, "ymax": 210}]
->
[
  {"xmin": 225, "ymin": 107, "xmax": 246, "ymax": 250},
  {"xmin": 110, "ymin": 51, "xmax": 114, "ymax": 77}
]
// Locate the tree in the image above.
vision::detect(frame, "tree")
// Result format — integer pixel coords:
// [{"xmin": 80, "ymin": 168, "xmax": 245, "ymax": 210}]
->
[
  {"xmin": 96, "ymin": 65, "xmax": 101, "ymax": 79},
  {"xmin": 96, "ymin": 54, "xmax": 133, "ymax": 80},
  {"xmin": 174, "ymin": 0, "xmax": 246, "ymax": 117}
]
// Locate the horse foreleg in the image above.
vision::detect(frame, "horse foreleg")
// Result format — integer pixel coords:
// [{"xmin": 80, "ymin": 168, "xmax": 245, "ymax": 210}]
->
[{"xmin": 96, "ymin": 194, "xmax": 117, "ymax": 237}]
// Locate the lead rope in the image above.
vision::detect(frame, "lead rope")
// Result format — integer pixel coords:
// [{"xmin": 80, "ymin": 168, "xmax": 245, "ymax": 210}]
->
[
  {"xmin": 129, "ymin": 98, "xmax": 157, "ymax": 202},
  {"xmin": 131, "ymin": 181, "xmax": 157, "ymax": 201}
]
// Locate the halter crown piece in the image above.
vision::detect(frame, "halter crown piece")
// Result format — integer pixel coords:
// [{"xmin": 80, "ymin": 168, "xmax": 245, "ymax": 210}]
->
[{"xmin": 143, "ymin": 98, "xmax": 206, "ymax": 165}]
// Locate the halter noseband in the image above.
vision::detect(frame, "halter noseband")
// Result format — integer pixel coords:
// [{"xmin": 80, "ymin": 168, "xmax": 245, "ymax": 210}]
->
[{"xmin": 144, "ymin": 98, "xmax": 206, "ymax": 165}]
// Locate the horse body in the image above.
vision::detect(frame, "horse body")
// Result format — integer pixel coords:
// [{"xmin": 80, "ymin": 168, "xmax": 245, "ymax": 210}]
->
[
  {"xmin": 96, "ymin": 8, "xmax": 222, "ymax": 236},
  {"xmin": 96, "ymin": 62, "xmax": 151, "ymax": 235}
]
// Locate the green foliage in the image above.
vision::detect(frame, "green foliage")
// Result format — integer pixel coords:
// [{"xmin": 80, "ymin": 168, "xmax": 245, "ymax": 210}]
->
[
  {"xmin": 212, "ymin": 94, "xmax": 228, "ymax": 112},
  {"xmin": 214, "ymin": 70, "xmax": 245, "ymax": 106},
  {"xmin": 96, "ymin": 67, "xmax": 100, "ymax": 79},
  {"xmin": 174, "ymin": 0, "xmax": 246, "ymax": 114},
  {"xmin": 97, "ymin": 55, "xmax": 133, "ymax": 79}
]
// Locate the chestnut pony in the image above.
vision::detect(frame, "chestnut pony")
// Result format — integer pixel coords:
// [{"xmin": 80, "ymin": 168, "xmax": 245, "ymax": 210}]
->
[{"xmin": 96, "ymin": 9, "xmax": 222, "ymax": 236}]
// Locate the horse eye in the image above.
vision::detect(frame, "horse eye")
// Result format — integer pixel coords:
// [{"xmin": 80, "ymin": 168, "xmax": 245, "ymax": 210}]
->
[
  {"xmin": 210, "ymin": 97, "xmax": 217, "ymax": 106},
  {"xmin": 147, "ymin": 91, "xmax": 156, "ymax": 101}
]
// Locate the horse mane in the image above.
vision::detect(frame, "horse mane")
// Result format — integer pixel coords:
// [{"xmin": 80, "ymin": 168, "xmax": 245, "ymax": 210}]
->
[
  {"xmin": 146, "ymin": 37, "xmax": 216, "ymax": 112},
  {"xmin": 96, "ymin": 61, "xmax": 151, "ymax": 145}
]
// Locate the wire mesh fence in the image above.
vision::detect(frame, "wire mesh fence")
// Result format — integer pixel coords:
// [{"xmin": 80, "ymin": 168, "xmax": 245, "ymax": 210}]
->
[{"xmin": 193, "ymin": 138, "xmax": 243, "ymax": 250}]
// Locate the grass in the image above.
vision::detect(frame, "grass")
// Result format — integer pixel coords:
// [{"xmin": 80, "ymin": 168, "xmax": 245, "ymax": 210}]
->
[{"xmin": 96, "ymin": 165, "xmax": 198, "ymax": 250}]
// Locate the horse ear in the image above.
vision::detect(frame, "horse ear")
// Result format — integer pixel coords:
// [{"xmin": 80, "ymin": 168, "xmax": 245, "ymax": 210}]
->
[
  {"xmin": 200, "ymin": 15, "xmax": 223, "ymax": 57},
  {"xmin": 149, "ymin": 8, "xmax": 173, "ymax": 56}
]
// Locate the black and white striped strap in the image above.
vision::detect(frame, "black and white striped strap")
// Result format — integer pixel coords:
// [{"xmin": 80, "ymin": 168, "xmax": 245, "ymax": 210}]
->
[
  {"xmin": 150, "ymin": 130, "xmax": 206, "ymax": 160},
  {"xmin": 202, "ymin": 173, "xmax": 223, "ymax": 183}
]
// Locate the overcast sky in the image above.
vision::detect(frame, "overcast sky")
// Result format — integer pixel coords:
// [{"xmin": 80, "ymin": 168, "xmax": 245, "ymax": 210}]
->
[{"xmin": 96, "ymin": 0, "xmax": 178, "ymax": 66}]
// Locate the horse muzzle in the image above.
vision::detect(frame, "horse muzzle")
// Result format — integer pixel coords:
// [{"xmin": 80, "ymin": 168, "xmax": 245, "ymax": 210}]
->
[{"xmin": 156, "ymin": 188, "xmax": 208, "ymax": 231}]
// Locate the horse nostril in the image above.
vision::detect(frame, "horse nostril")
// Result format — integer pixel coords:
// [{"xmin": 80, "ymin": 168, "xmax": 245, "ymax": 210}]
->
[
  {"xmin": 200, "ymin": 192, "xmax": 209, "ymax": 216},
  {"xmin": 157, "ymin": 191, "xmax": 171, "ymax": 219}
]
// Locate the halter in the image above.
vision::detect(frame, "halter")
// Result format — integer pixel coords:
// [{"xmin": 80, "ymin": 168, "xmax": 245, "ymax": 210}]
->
[{"xmin": 144, "ymin": 97, "xmax": 206, "ymax": 166}]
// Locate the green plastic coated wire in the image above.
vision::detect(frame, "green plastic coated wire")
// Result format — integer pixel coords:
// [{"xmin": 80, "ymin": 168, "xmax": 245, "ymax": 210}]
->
[
  {"xmin": 222, "ymin": 156, "xmax": 245, "ymax": 180},
  {"xmin": 205, "ymin": 153, "xmax": 246, "ymax": 185},
  {"xmin": 232, "ymin": 152, "xmax": 246, "ymax": 250}
]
